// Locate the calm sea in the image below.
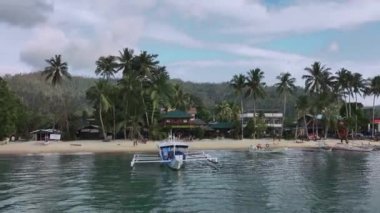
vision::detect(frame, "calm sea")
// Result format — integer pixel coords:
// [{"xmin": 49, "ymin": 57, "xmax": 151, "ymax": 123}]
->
[{"xmin": 1, "ymin": 149, "xmax": 380, "ymax": 212}]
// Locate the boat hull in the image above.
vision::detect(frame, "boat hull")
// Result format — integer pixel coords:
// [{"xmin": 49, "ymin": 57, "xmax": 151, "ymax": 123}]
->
[
  {"xmin": 167, "ymin": 159, "xmax": 184, "ymax": 170},
  {"xmin": 332, "ymin": 145, "xmax": 373, "ymax": 152}
]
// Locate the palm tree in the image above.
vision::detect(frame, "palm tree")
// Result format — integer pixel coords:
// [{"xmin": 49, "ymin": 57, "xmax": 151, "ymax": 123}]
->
[
  {"xmin": 230, "ymin": 74, "xmax": 246, "ymax": 139},
  {"xmin": 172, "ymin": 84, "xmax": 189, "ymax": 111},
  {"xmin": 86, "ymin": 80, "xmax": 112, "ymax": 140},
  {"xmin": 41, "ymin": 54, "xmax": 72, "ymax": 136},
  {"xmin": 351, "ymin": 73, "xmax": 366, "ymax": 134},
  {"xmin": 117, "ymin": 48, "xmax": 135, "ymax": 76},
  {"xmin": 245, "ymin": 68, "xmax": 266, "ymax": 139},
  {"xmin": 303, "ymin": 62, "xmax": 332, "ymax": 137},
  {"xmin": 95, "ymin": 55, "xmax": 118, "ymax": 80},
  {"xmin": 215, "ymin": 101, "xmax": 233, "ymax": 122},
  {"xmin": 41, "ymin": 54, "xmax": 71, "ymax": 86},
  {"xmin": 368, "ymin": 76, "xmax": 380, "ymax": 138},
  {"xmin": 295, "ymin": 95, "xmax": 309, "ymax": 139},
  {"xmin": 274, "ymin": 72, "xmax": 296, "ymax": 138},
  {"xmin": 335, "ymin": 68, "xmax": 352, "ymax": 119},
  {"xmin": 302, "ymin": 62, "xmax": 331, "ymax": 95}
]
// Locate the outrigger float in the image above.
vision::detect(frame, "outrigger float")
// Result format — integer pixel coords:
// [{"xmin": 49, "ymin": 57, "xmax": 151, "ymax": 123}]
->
[{"xmin": 130, "ymin": 140, "xmax": 218, "ymax": 170}]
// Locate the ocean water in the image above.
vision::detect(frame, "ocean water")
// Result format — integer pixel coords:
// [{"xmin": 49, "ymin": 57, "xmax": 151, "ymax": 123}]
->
[{"xmin": 1, "ymin": 149, "xmax": 380, "ymax": 212}]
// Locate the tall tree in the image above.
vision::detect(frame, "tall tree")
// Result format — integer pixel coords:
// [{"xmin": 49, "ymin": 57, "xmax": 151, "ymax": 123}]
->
[
  {"xmin": 295, "ymin": 95, "xmax": 309, "ymax": 139},
  {"xmin": 274, "ymin": 72, "xmax": 296, "ymax": 138},
  {"xmin": 117, "ymin": 48, "xmax": 135, "ymax": 76},
  {"xmin": 95, "ymin": 55, "xmax": 118, "ymax": 80},
  {"xmin": 245, "ymin": 68, "xmax": 266, "ymax": 139},
  {"xmin": 302, "ymin": 62, "xmax": 332, "ymax": 137},
  {"xmin": 86, "ymin": 80, "xmax": 112, "ymax": 140},
  {"xmin": 230, "ymin": 74, "xmax": 246, "ymax": 139},
  {"xmin": 302, "ymin": 62, "xmax": 331, "ymax": 95},
  {"xmin": 335, "ymin": 68, "xmax": 352, "ymax": 119},
  {"xmin": 351, "ymin": 72, "xmax": 366, "ymax": 134},
  {"xmin": 41, "ymin": 54, "xmax": 71, "ymax": 86},
  {"xmin": 368, "ymin": 76, "xmax": 380, "ymax": 138},
  {"xmin": 41, "ymin": 54, "xmax": 72, "ymax": 136},
  {"xmin": 0, "ymin": 78, "xmax": 25, "ymax": 140}
]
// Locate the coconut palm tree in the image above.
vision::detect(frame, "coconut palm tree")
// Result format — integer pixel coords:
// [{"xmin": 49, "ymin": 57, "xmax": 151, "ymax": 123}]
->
[
  {"xmin": 295, "ymin": 95, "xmax": 310, "ymax": 139},
  {"xmin": 215, "ymin": 101, "xmax": 233, "ymax": 122},
  {"xmin": 303, "ymin": 62, "xmax": 332, "ymax": 137},
  {"xmin": 368, "ymin": 76, "xmax": 380, "ymax": 138},
  {"xmin": 230, "ymin": 74, "xmax": 246, "ymax": 139},
  {"xmin": 95, "ymin": 55, "xmax": 118, "ymax": 80},
  {"xmin": 302, "ymin": 62, "xmax": 331, "ymax": 95},
  {"xmin": 335, "ymin": 68, "xmax": 352, "ymax": 118},
  {"xmin": 41, "ymin": 54, "xmax": 71, "ymax": 86},
  {"xmin": 245, "ymin": 68, "xmax": 266, "ymax": 139},
  {"xmin": 172, "ymin": 84, "xmax": 189, "ymax": 111},
  {"xmin": 274, "ymin": 72, "xmax": 296, "ymax": 138},
  {"xmin": 86, "ymin": 80, "xmax": 112, "ymax": 140},
  {"xmin": 350, "ymin": 72, "xmax": 366, "ymax": 134},
  {"xmin": 117, "ymin": 48, "xmax": 135, "ymax": 76},
  {"xmin": 41, "ymin": 54, "xmax": 72, "ymax": 136}
]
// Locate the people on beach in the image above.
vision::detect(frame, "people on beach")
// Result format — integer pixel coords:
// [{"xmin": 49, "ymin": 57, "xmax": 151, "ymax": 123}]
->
[{"xmin": 337, "ymin": 121, "xmax": 348, "ymax": 144}]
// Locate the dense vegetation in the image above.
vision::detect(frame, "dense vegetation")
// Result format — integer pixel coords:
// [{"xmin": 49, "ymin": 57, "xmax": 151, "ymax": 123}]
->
[{"xmin": 1, "ymin": 48, "xmax": 380, "ymax": 141}]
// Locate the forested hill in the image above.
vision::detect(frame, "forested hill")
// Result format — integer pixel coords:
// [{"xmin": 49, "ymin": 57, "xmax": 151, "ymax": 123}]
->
[
  {"xmin": 4, "ymin": 72, "xmax": 96, "ymax": 114},
  {"xmin": 4, "ymin": 72, "xmax": 307, "ymax": 119}
]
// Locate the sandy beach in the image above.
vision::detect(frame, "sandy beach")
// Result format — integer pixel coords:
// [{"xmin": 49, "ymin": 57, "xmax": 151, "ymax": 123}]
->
[{"xmin": 0, "ymin": 138, "xmax": 377, "ymax": 155}]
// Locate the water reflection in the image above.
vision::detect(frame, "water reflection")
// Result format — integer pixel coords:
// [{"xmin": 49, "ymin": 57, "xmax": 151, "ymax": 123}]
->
[{"xmin": 0, "ymin": 151, "xmax": 378, "ymax": 212}]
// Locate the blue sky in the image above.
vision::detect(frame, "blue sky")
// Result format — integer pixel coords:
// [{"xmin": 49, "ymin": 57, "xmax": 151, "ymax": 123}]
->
[{"xmin": 0, "ymin": 0, "xmax": 380, "ymax": 105}]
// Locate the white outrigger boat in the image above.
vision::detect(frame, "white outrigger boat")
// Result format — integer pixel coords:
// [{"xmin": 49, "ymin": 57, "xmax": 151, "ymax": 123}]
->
[
  {"xmin": 130, "ymin": 140, "xmax": 218, "ymax": 170},
  {"xmin": 332, "ymin": 143, "xmax": 373, "ymax": 152}
]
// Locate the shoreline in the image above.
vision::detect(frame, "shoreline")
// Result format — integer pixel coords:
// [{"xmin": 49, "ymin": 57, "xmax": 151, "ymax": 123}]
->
[{"xmin": 0, "ymin": 139, "xmax": 377, "ymax": 155}]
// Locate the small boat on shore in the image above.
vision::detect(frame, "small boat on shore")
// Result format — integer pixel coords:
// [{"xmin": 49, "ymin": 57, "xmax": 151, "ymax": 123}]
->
[
  {"xmin": 130, "ymin": 140, "xmax": 218, "ymax": 170},
  {"xmin": 332, "ymin": 144, "xmax": 373, "ymax": 152},
  {"xmin": 249, "ymin": 144, "xmax": 287, "ymax": 154}
]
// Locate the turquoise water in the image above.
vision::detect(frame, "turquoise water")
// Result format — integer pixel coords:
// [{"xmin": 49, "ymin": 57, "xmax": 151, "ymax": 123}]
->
[{"xmin": 1, "ymin": 150, "xmax": 380, "ymax": 212}]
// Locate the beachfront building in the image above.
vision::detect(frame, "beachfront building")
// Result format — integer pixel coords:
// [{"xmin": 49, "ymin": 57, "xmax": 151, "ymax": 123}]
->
[
  {"xmin": 241, "ymin": 110, "xmax": 283, "ymax": 135},
  {"xmin": 76, "ymin": 125, "xmax": 102, "ymax": 140},
  {"xmin": 30, "ymin": 129, "xmax": 61, "ymax": 141}
]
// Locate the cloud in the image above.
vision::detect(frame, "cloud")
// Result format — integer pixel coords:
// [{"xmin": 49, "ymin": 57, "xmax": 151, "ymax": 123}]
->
[
  {"xmin": 328, "ymin": 41, "xmax": 340, "ymax": 52},
  {"xmin": 0, "ymin": 0, "xmax": 53, "ymax": 27},
  {"xmin": 144, "ymin": 23, "xmax": 204, "ymax": 48},
  {"xmin": 165, "ymin": 0, "xmax": 380, "ymax": 36}
]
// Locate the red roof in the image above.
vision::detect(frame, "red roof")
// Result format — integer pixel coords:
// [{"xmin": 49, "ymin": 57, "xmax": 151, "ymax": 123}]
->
[{"xmin": 372, "ymin": 119, "xmax": 380, "ymax": 124}]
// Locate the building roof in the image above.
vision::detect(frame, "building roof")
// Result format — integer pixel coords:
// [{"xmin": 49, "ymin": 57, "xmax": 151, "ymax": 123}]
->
[
  {"xmin": 209, "ymin": 122, "xmax": 234, "ymax": 129},
  {"xmin": 161, "ymin": 110, "xmax": 192, "ymax": 119},
  {"xmin": 190, "ymin": 118, "xmax": 206, "ymax": 125},
  {"xmin": 30, "ymin": 129, "xmax": 61, "ymax": 134}
]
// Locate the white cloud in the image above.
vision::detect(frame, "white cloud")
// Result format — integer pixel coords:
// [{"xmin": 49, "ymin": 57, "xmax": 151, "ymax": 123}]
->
[
  {"xmin": 144, "ymin": 23, "xmax": 204, "ymax": 48},
  {"xmin": 165, "ymin": 0, "xmax": 380, "ymax": 35},
  {"xmin": 328, "ymin": 41, "xmax": 340, "ymax": 52}
]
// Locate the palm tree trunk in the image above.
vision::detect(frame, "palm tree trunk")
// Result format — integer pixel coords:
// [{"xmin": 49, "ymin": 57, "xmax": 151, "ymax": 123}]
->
[
  {"xmin": 372, "ymin": 96, "xmax": 376, "ymax": 138},
  {"xmin": 99, "ymin": 104, "xmax": 107, "ymax": 140},
  {"xmin": 355, "ymin": 94, "xmax": 358, "ymax": 135},
  {"xmin": 294, "ymin": 111, "xmax": 299, "ymax": 140},
  {"xmin": 303, "ymin": 113, "xmax": 308, "ymax": 138},
  {"xmin": 151, "ymin": 101, "xmax": 156, "ymax": 125},
  {"xmin": 240, "ymin": 96, "xmax": 244, "ymax": 140},
  {"xmin": 113, "ymin": 105, "xmax": 116, "ymax": 140},
  {"xmin": 281, "ymin": 94, "xmax": 287, "ymax": 138},
  {"xmin": 253, "ymin": 98, "xmax": 256, "ymax": 139},
  {"xmin": 344, "ymin": 96, "xmax": 349, "ymax": 118}
]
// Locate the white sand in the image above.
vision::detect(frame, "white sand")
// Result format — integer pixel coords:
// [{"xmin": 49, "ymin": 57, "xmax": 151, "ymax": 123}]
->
[{"xmin": 0, "ymin": 139, "xmax": 377, "ymax": 155}]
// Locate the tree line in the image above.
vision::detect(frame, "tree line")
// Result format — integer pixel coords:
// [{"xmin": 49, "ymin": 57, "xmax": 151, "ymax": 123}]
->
[{"xmin": 1, "ymin": 48, "xmax": 380, "ymax": 141}]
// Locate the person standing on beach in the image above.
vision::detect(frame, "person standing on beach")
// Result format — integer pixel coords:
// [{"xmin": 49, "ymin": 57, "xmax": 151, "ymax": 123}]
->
[{"xmin": 337, "ymin": 121, "xmax": 348, "ymax": 144}]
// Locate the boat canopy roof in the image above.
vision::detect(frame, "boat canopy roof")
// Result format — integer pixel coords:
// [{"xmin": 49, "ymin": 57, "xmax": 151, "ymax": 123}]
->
[{"xmin": 158, "ymin": 141, "xmax": 189, "ymax": 149}]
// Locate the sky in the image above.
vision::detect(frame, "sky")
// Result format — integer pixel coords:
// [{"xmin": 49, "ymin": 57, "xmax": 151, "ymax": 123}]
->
[{"xmin": 0, "ymin": 0, "xmax": 379, "ymax": 105}]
